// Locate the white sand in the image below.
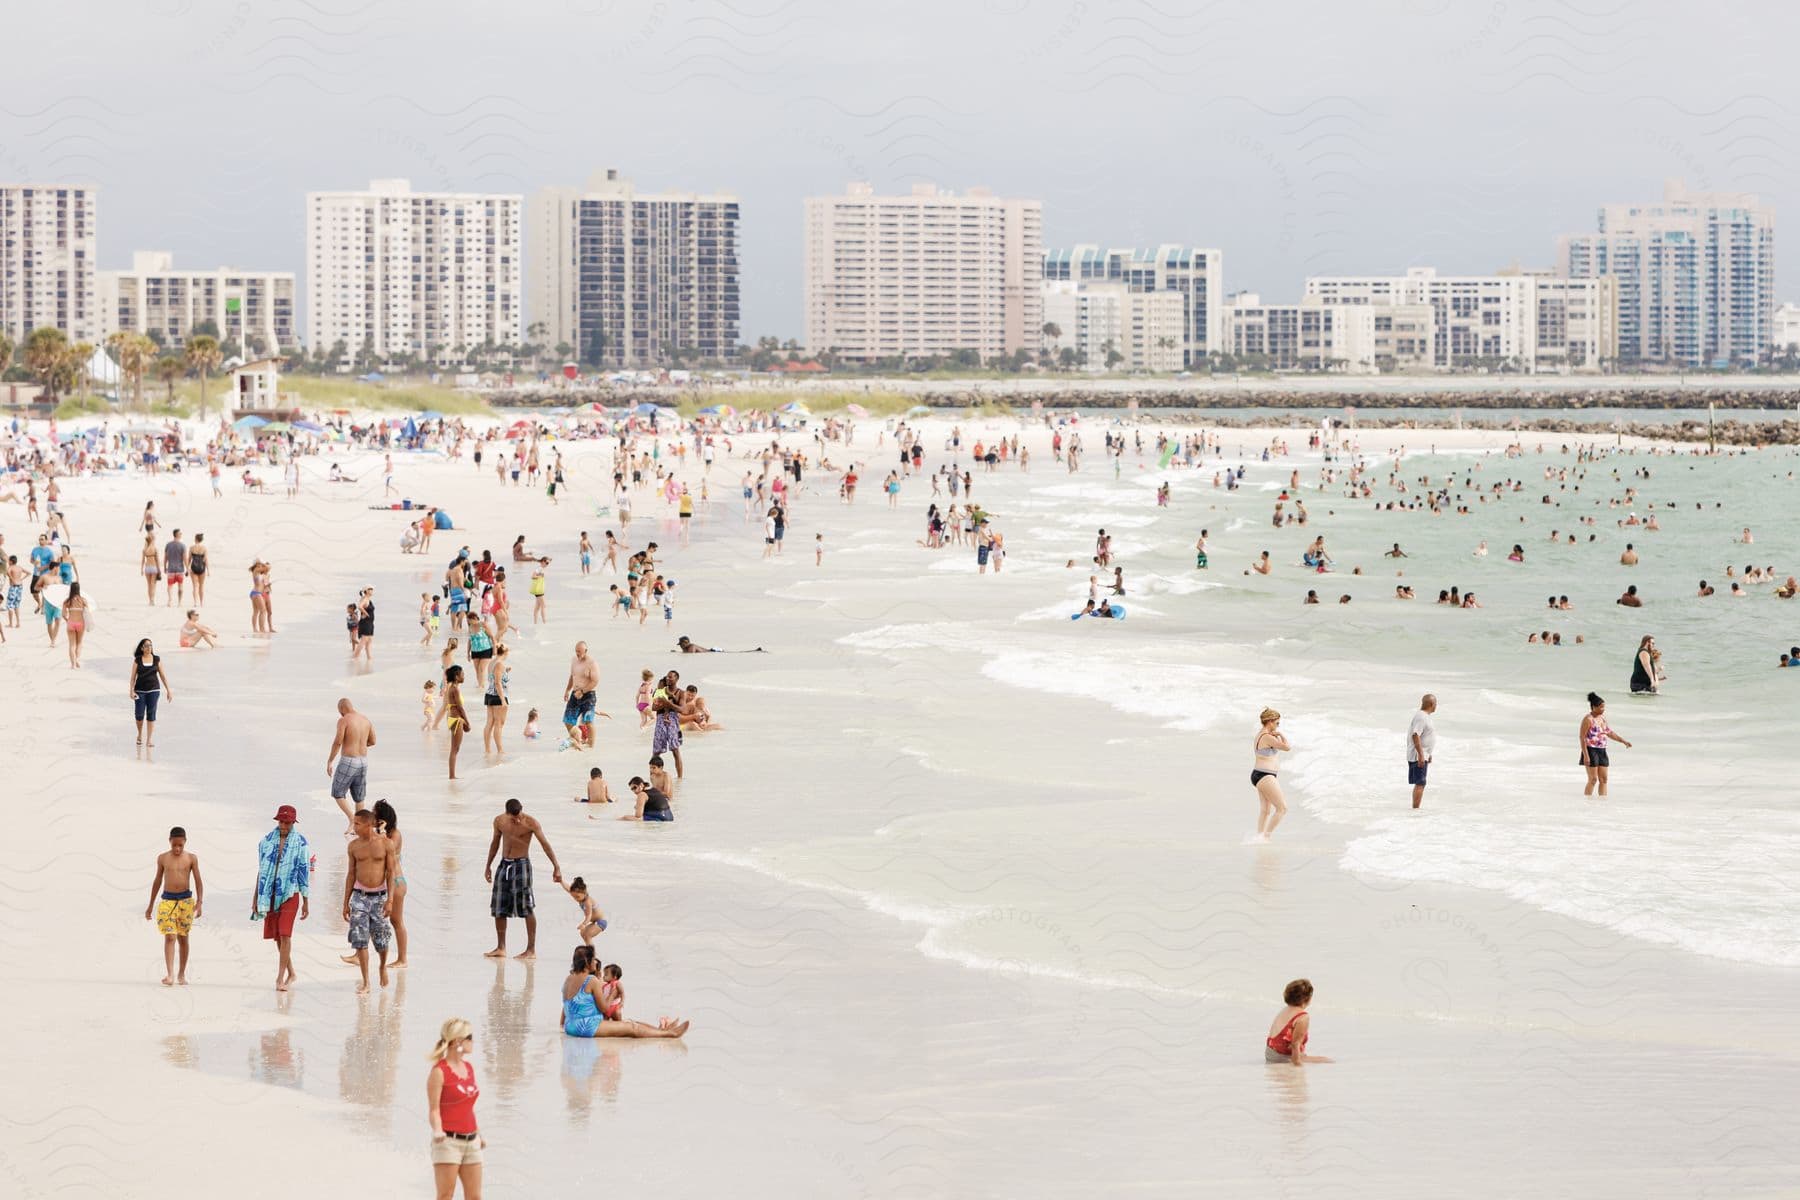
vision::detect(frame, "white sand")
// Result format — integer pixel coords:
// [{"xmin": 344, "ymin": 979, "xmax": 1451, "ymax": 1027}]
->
[{"xmin": 3, "ymin": 414, "xmax": 1794, "ymax": 1199}]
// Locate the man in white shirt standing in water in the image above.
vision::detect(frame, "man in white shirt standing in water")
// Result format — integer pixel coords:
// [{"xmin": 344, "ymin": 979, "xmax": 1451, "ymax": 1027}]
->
[{"xmin": 1407, "ymin": 694, "xmax": 1437, "ymax": 809}]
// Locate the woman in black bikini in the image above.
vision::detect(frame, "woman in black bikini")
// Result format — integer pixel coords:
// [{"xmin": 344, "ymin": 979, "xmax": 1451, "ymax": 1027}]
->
[
  {"xmin": 1251, "ymin": 707, "xmax": 1291, "ymax": 842},
  {"xmin": 188, "ymin": 534, "xmax": 208, "ymax": 605}
]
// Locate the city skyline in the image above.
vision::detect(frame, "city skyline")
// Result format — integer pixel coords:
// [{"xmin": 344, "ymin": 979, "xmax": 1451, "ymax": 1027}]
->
[{"xmin": 9, "ymin": 2, "xmax": 1799, "ymax": 341}]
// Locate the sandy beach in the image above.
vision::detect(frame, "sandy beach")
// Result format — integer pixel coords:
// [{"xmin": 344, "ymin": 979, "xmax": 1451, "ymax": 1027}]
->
[{"xmin": 3, "ymin": 412, "xmax": 1797, "ymax": 1198}]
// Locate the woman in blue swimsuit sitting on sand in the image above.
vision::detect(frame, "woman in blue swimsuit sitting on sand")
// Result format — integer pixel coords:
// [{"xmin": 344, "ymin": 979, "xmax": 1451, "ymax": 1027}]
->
[{"xmin": 562, "ymin": 946, "xmax": 689, "ymax": 1039}]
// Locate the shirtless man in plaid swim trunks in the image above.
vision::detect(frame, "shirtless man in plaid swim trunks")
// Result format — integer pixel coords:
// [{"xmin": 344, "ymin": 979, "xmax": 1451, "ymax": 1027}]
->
[
  {"xmin": 342, "ymin": 809, "xmax": 396, "ymax": 993},
  {"xmin": 145, "ymin": 826, "xmax": 203, "ymax": 986},
  {"xmin": 326, "ymin": 697, "xmax": 377, "ymax": 829},
  {"xmin": 483, "ymin": 799, "xmax": 563, "ymax": 960}
]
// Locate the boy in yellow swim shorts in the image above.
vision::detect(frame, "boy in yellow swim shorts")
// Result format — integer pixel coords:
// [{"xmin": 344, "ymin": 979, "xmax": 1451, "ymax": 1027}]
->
[{"xmin": 145, "ymin": 826, "xmax": 204, "ymax": 986}]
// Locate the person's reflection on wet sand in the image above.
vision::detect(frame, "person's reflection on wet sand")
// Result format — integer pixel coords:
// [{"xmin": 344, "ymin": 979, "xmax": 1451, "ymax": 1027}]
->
[
  {"xmin": 484, "ymin": 956, "xmax": 536, "ymax": 1099},
  {"xmin": 251, "ymin": 1026, "xmax": 304, "ymax": 1091},
  {"xmin": 559, "ymin": 1037, "xmax": 624, "ymax": 1118},
  {"xmin": 1267, "ymin": 1052, "xmax": 1312, "ymax": 1131},
  {"xmin": 1251, "ymin": 846, "xmax": 1283, "ymax": 897},
  {"xmin": 339, "ymin": 969, "xmax": 406, "ymax": 1127}
]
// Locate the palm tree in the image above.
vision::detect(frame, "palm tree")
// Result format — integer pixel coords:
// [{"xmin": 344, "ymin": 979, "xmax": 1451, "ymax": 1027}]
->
[
  {"xmin": 0, "ymin": 330, "xmax": 15, "ymax": 374},
  {"xmin": 154, "ymin": 355, "xmax": 184, "ymax": 407},
  {"xmin": 24, "ymin": 327, "xmax": 70, "ymax": 400},
  {"xmin": 63, "ymin": 342, "xmax": 94, "ymax": 401},
  {"xmin": 185, "ymin": 334, "xmax": 223, "ymax": 420},
  {"xmin": 108, "ymin": 331, "xmax": 156, "ymax": 410}
]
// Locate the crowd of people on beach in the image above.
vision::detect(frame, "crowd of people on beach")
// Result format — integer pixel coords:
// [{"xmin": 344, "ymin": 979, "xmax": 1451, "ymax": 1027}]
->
[{"xmin": 9, "ymin": 400, "xmax": 1797, "ymax": 1196}]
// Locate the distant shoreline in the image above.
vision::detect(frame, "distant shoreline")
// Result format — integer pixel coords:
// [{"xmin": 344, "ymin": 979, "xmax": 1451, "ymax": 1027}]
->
[
  {"xmin": 482, "ymin": 382, "xmax": 1797, "ymax": 443},
  {"xmin": 487, "ymin": 382, "xmax": 1800, "ymax": 412}
]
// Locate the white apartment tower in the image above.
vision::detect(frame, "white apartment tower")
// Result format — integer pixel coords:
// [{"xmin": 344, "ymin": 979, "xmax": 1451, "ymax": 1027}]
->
[
  {"xmin": 1222, "ymin": 294, "xmax": 1377, "ymax": 373},
  {"xmin": 99, "ymin": 252, "xmax": 296, "ymax": 355},
  {"xmin": 529, "ymin": 169, "xmax": 740, "ymax": 367},
  {"xmin": 1041, "ymin": 282, "xmax": 1187, "ymax": 372},
  {"xmin": 804, "ymin": 183, "xmax": 1042, "ymax": 364},
  {"xmin": 306, "ymin": 179, "xmax": 522, "ymax": 360},
  {"xmin": 1303, "ymin": 267, "xmax": 1617, "ymax": 372},
  {"xmin": 1306, "ymin": 269, "xmax": 1538, "ymax": 369},
  {"xmin": 1557, "ymin": 181, "xmax": 1774, "ymax": 367},
  {"xmin": 0, "ymin": 184, "xmax": 97, "ymax": 343},
  {"xmin": 1043, "ymin": 244, "xmax": 1224, "ymax": 365}
]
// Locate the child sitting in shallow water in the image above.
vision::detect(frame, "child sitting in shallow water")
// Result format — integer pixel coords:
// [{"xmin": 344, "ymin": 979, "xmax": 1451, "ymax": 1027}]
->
[
  {"xmin": 577, "ymin": 767, "xmax": 613, "ymax": 804},
  {"xmin": 649, "ymin": 753, "xmax": 675, "ymax": 798},
  {"xmin": 523, "ymin": 707, "xmax": 541, "ymax": 739}
]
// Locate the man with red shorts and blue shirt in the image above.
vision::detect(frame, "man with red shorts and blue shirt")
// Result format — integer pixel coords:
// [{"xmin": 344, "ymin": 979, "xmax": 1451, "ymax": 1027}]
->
[{"xmin": 252, "ymin": 804, "xmax": 311, "ymax": 991}]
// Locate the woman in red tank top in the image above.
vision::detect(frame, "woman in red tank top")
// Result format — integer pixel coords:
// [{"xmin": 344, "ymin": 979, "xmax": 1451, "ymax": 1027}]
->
[
  {"xmin": 427, "ymin": 1017, "xmax": 484, "ymax": 1198},
  {"xmin": 1265, "ymin": 978, "xmax": 1333, "ymax": 1065}
]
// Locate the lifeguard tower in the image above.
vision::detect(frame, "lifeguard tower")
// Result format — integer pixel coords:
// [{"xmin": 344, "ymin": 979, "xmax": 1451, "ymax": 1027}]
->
[{"xmin": 229, "ymin": 358, "xmax": 302, "ymax": 420}]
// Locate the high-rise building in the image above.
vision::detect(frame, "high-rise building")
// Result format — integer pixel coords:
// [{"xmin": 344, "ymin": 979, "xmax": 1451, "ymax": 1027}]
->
[
  {"xmin": 1557, "ymin": 180, "xmax": 1774, "ymax": 367},
  {"xmin": 305, "ymin": 179, "xmax": 522, "ymax": 360},
  {"xmin": 1043, "ymin": 244, "xmax": 1223, "ymax": 366},
  {"xmin": 0, "ymin": 184, "xmax": 97, "ymax": 344},
  {"xmin": 1510, "ymin": 269, "xmax": 1619, "ymax": 373},
  {"xmin": 803, "ymin": 183, "xmax": 1042, "ymax": 364},
  {"xmin": 529, "ymin": 169, "xmax": 740, "ymax": 368},
  {"xmin": 1222, "ymin": 294, "xmax": 1376, "ymax": 373},
  {"xmin": 1303, "ymin": 267, "xmax": 1616, "ymax": 372},
  {"xmin": 99, "ymin": 252, "xmax": 295, "ymax": 355},
  {"xmin": 1041, "ymin": 282, "xmax": 1187, "ymax": 373},
  {"xmin": 1306, "ymin": 269, "xmax": 1537, "ymax": 369}
]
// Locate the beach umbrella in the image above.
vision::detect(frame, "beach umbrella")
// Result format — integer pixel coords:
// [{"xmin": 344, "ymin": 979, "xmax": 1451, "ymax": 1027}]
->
[
  {"xmin": 260, "ymin": 421, "xmax": 293, "ymax": 433},
  {"xmin": 697, "ymin": 405, "xmax": 722, "ymax": 415},
  {"xmin": 418, "ymin": 410, "xmax": 444, "ymax": 421},
  {"xmin": 632, "ymin": 403, "xmax": 661, "ymax": 416},
  {"xmin": 847, "ymin": 403, "xmax": 869, "ymax": 418},
  {"xmin": 780, "ymin": 401, "xmax": 808, "ymax": 413},
  {"xmin": 234, "ymin": 415, "xmax": 269, "ymax": 430},
  {"xmin": 292, "ymin": 420, "xmax": 326, "ymax": 434},
  {"xmin": 716, "ymin": 404, "xmax": 736, "ymax": 417}
]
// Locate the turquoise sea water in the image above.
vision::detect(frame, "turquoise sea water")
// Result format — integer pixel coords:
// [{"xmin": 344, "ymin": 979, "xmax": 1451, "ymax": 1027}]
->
[{"xmin": 843, "ymin": 432, "xmax": 1800, "ymax": 971}]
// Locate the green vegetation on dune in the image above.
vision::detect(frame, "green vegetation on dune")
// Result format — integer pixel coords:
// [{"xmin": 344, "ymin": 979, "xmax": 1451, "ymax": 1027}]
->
[
  {"xmin": 52, "ymin": 374, "xmax": 488, "ymax": 420},
  {"xmin": 277, "ymin": 376, "xmax": 490, "ymax": 415}
]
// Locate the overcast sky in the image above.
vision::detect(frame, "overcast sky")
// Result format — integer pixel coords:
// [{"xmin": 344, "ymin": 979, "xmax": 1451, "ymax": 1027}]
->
[{"xmin": 9, "ymin": 0, "xmax": 1796, "ymax": 338}]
